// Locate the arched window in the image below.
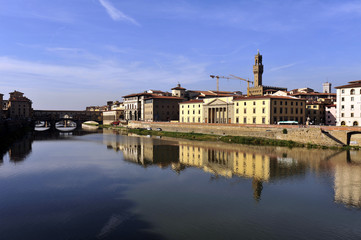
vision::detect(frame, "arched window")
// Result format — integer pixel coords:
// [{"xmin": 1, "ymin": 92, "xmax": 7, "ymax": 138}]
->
[
  {"xmin": 353, "ymin": 121, "xmax": 358, "ymax": 126},
  {"xmin": 350, "ymin": 89, "xmax": 355, "ymax": 95},
  {"xmin": 341, "ymin": 121, "xmax": 346, "ymax": 126}
]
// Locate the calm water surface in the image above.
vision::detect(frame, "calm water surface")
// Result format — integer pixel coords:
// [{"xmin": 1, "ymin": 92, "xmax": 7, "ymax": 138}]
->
[{"xmin": 1, "ymin": 129, "xmax": 361, "ymax": 240}]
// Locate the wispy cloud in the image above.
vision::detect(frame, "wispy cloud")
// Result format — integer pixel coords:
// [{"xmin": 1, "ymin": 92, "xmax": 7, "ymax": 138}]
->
[
  {"xmin": 98, "ymin": 0, "xmax": 140, "ymax": 26},
  {"xmin": 269, "ymin": 63, "xmax": 299, "ymax": 72},
  {"xmin": 0, "ymin": 55, "xmax": 208, "ymax": 109}
]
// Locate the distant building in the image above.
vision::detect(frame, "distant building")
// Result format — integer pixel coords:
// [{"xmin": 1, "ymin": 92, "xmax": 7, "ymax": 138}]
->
[
  {"xmin": 144, "ymin": 96, "xmax": 183, "ymax": 121},
  {"xmin": 171, "ymin": 84, "xmax": 187, "ymax": 98},
  {"xmin": 325, "ymin": 104, "xmax": 336, "ymax": 126},
  {"xmin": 103, "ymin": 110, "xmax": 123, "ymax": 125},
  {"xmin": 306, "ymin": 101, "xmax": 327, "ymax": 125},
  {"xmin": 248, "ymin": 51, "xmax": 287, "ymax": 96},
  {"xmin": 86, "ymin": 106, "xmax": 107, "ymax": 111},
  {"xmin": 335, "ymin": 80, "xmax": 361, "ymax": 126},
  {"xmin": 0, "ymin": 93, "xmax": 3, "ymax": 120},
  {"xmin": 233, "ymin": 96, "xmax": 306, "ymax": 124},
  {"xmin": 323, "ymin": 82, "xmax": 332, "ymax": 93},
  {"xmin": 7, "ymin": 90, "xmax": 32, "ymax": 119}
]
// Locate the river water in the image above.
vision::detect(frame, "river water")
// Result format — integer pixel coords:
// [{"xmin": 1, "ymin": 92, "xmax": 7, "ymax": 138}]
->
[{"xmin": 1, "ymin": 129, "xmax": 361, "ymax": 240}]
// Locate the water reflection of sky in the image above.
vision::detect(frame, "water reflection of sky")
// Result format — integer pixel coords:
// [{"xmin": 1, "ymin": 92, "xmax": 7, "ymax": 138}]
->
[{"xmin": 0, "ymin": 131, "xmax": 361, "ymax": 240}]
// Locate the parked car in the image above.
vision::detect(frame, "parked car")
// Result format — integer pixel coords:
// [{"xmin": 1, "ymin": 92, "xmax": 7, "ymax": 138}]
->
[
  {"xmin": 156, "ymin": 128, "xmax": 162, "ymax": 131},
  {"xmin": 146, "ymin": 127, "xmax": 152, "ymax": 130},
  {"xmin": 111, "ymin": 121, "xmax": 120, "ymax": 126}
]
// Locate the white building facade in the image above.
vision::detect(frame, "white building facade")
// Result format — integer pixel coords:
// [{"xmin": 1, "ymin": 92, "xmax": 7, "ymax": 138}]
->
[{"xmin": 335, "ymin": 80, "xmax": 361, "ymax": 126}]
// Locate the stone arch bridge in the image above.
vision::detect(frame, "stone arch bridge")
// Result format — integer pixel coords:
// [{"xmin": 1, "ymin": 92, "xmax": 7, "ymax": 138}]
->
[{"xmin": 33, "ymin": 110, "xmax": 102, "ymax": 130}]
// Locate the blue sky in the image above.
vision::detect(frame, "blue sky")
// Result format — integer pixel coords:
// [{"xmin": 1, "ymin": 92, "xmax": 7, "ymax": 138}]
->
[{"xmin": 1, "ymin": 0, "xmax": 361, "ymax": 109}]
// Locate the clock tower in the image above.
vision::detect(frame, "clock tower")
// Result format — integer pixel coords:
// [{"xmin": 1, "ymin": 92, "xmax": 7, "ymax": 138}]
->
[{"xmin": 253, "ymin": 50, "xmax": 263, "ymax": 87}]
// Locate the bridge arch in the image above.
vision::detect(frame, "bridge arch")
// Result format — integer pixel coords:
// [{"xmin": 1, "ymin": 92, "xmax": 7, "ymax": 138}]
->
[{"xmin": 347, "ymin": 131, "xmax": 361, "ymax": 146}]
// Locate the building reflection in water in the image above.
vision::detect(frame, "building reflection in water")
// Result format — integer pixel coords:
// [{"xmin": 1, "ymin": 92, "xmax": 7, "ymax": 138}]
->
[
  {"xmin": 179, "ymin": 143, "xmax": 306, "ymax": 201},
  {"xmin": 102, "ymin": 130, "xmax": 361, "ymax": 207},
  {"xmin": 334, "ymin": 151, "xmax": 361, "ymax": 208},
  {"xmin": 103, "ymin": 131, "xmax": 182, "ymax": 172},
  {"xmin": 6, "ymin": 134, "xmax": 33, "ymax": 164}
]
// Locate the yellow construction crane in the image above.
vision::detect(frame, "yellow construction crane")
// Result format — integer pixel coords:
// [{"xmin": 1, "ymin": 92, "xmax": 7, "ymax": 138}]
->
[
  {"xmin": 209, "ymin": 75, "xmax": 230, "ymax": 92},
  {"xmin": 229, "ymin": 74, "xmax": 254, "ymax": 97},
  {"xmin": 210, "ymin": 74, "xmax": 254, "ymax": 96}
]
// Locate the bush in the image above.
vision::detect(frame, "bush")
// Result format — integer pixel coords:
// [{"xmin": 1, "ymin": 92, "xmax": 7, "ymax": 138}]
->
[{"xmin": 282, "ymin": 128, "xmax": 288, "ymax": 134}]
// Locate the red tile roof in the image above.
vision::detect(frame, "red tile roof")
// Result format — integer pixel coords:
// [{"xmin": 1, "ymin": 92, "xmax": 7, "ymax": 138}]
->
[
  {"xmin": 335, "ymin": 81, "xmax": 361, "ymax": 89},
  {"xmin": 233, "ymin": 95, "xmax": 305, "ymax": 101},
  {"xmin": 179, "ymin": 99, "xmax": 204, "ymax": 104},
  {"xmin": 147, "ymin": 96, "xmax": 184, "ymax": 100}
]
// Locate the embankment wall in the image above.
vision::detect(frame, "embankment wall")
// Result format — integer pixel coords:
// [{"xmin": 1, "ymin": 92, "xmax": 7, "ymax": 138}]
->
[{"xmin": 127, "ymin": 121, "xmax": 361, "ymax": 147}]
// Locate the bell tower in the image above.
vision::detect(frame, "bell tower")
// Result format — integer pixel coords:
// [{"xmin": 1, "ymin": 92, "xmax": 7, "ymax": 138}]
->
[{"xmin": 253, "ymin": 50, "xmax": 263, "ymax": 87}]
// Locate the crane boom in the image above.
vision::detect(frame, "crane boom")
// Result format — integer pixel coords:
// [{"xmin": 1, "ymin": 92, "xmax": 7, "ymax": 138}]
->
[
  {"xmin": 210, "ymin": 75, "xmax": 231, "ymax": 92},
  {"xmin": 210, "ymin": 74, "xmax": 254, "ymax": 96},
  {"xmin": 229, "ymin": 74, "xmax": 254, "ymax": 97}
]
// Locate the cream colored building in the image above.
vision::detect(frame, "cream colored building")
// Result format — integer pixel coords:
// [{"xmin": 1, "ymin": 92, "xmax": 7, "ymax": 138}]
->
[
  {"xmin": 335, "ymin": 80, "xmax": 361, "ymax": 126},
  {"xmin": 233, "ymin": 96, "xmax": 306, "ymax": 124},
  {"xmin": 103, "ymin": 110, "xmax": 124, "ymax": 125},
  {"xmin": 203, "ymin": 97, "xmax": 234, "ymax": 124},
  {"xmin": 179, "ymin": 99, "xmax": 204, "ymax": 123}
]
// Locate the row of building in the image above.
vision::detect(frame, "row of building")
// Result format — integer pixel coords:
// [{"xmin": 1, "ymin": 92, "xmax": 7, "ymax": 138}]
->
[
  {"xmin": 0, "ymin": 91, "xmax": 32, "ymax": 121},
  {"xmin": 99, "ymin": 51, "xmax": 360, "ymax": 126}
]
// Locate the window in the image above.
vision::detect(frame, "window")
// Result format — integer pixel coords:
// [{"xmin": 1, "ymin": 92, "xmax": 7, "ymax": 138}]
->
[
  {"xmin": 351, "ymin": 113, "xmax": 354, "ymax": 117},
  {"xmin": 253, "ymin": 108, "xmax": 256, "ymax": 114},
  {"xmin": 291, "ymin": 108, "xmax": 293, "ymax": 114},
  {"xmin": 244, "ymin": 117, "xmax": 247, "ymax": 124},
  {"xmin": 198, "ymin": 110, "xmax": 200, "ymax": 114},
  {"xmin": 291, "ymin": 102, "xmax": 294, "ymax": 106},
  {"xmin": 236, "ymin": 117, "xmax": 239, "ymax": 123},
  {"xmin": 262, "ymin": 108, "xmax": 265, "ymax": 114},
  {"xmin": 236, "ymin": 109, "xmax": 239, "ymax": 114},
  {"xmin": 342, "ymin": 97, "xmax": 345, "ymax": 101},
  {"xmin": 274, "ymin": 108, "xmax": 277, "ymax": 114},
  {"xmin": 296, "ymin": 102, "xmax": 298, "ymax": 106},
  {"xmin": 351, "ymin": 89, "xmax": 355, "ymax": 95},
  {"xmin": 285, "ymin": 101, "xmax": 288, "ymax": 106},
  {"xmin": 296, "ymin": 109, "xmax": 298, "ymax": 114},
  {"xmin": 253, "ymin": 117, "xmax": 256, "ymax": 123},
  {"xmin": 253, "ymin": 101, "xmax": 256, "ymax": 105},
  {"xmin": 262, "ymin": 117, "xmax": 265, "ymax": 124},
  {"xmin": 244, "ymin": 108, "xmax": 247, "ymax": 114},
  {"xmin": 244, "ymin": 102, "xmax": 247, "ymax": 106},
  {"xmin": 280, "ymin": 101, "xmax": 283, "ymax": 105},
  {"xmin": 341, "ymin": 113, "xmax": 344, "ymax": 117},
  {"xmin": 280, "ymin": 108, "xmax": 283, "ymax": 114},
  {"xmin": 351, "ymin": 97, "xmax": 354, "ymax": 101},
  {"xmin": 341, "ymin": 105, "xmax": 344, "ymax": 110},
  {"xmin": 351, "ymin": 105, "xmax": 354, "ymax": 110},
  {"xmin": 342, "ymin": 89, "xmax": 345, "ymax": 94},
  {"xmin": 274, "ymin": 101, "xmax": 277, "ymax": 105},
  {"xmin": 262, "ymin": 101, "xmax": 265, "ymax": 105},
  {"xmin": 236, "ymin": 103, "xmax": 239, "ymax": 106}
]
